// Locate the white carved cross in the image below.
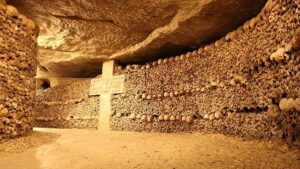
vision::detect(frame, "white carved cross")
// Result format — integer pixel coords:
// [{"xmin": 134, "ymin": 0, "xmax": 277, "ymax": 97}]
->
[{"xmin": 89, "ymin": 60, "xmax": 125, "ymax": 130}]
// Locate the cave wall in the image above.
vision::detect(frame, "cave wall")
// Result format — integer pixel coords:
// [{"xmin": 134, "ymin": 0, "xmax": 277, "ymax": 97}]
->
[
  {"xmin": 111, "ymin": 0, "xmax": 300, "ymax": 143},
  {"xmin": 0, "ymin": 4, "xmax": 38, "ymax": 141},
  {"xmin": 35, "ymin": 78, "xmax": 99, "ymax": 129}
]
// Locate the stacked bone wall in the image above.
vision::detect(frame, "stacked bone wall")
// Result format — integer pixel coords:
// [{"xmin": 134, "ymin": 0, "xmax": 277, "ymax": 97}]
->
[
  {"xmin": 111, "ymin": 0, "xmax": 300, "ymax": 144},
  {"xmin": 35, "ymin": 78, "xmax": 99, "ymax": 129},
  {"xmin": 0, "ymin": 4, "xmax": 38, "ymax": 141}
]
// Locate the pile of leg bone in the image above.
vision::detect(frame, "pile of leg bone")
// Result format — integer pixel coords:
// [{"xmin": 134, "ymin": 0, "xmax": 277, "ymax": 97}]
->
[
  {"xmin": 111, "ymin": 0, "xmax": 300, "ymax": 145},
  {"xmin": 0, "ymin": 4, "xmax": 38, "ymax": 141},
  {"xmin": 35, "ymin": 79, "xmax": 100, "ymax": 129}
]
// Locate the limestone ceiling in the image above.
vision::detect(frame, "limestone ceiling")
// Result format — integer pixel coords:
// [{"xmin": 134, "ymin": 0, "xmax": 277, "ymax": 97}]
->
[{"xmin": 6, "ymin": 0, "xmax": 266, "ymax": 77}]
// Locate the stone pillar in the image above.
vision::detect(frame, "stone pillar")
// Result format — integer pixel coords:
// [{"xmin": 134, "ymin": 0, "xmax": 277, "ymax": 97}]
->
[{"xmin": 98, "ymin": 60, "xmax": 115, "ymax": 130}]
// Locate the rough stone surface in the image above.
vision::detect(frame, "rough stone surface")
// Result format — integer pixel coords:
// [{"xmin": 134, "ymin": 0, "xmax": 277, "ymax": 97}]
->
[
  {"xmin": 35, "ymin": 78, "xmax": 100, "ymax": 129},
  {"xmin": 0, "ymin": 3, "xmax": 38, "ymax": 140},
  {"xmin": 110, "ymin": 0, "xmax": 300, "ymax": 145},
  {"xmin": 6, "ymin": 0, "xmax": 266, "ymax": 77}
]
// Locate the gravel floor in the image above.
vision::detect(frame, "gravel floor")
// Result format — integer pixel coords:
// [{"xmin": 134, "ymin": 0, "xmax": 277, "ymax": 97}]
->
[
  {"xmin": 0, "ymin": 131, "xmax": 59, "ymax": 157},
  {"xmin": 0, "ymin": 128, "xmax": 299, "ymax": 169}
]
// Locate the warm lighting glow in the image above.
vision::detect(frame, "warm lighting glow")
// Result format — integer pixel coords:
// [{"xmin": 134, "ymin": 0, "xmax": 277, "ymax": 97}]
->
[{"xmin": 37, "ymin": 34, "xmax": 65, "ymax": 49}]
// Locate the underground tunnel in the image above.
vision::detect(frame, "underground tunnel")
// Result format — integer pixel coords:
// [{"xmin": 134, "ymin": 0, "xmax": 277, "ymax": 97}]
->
[{"xmin": 0, "ymin": 0, "xmax": 300, "ymax": 168}]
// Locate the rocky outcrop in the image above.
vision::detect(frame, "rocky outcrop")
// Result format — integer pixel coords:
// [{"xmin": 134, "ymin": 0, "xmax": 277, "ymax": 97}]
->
[
  {"xmin": 7, "ymin": 0, "xmax": 266, "ymax": 77},
  {"xmin": 0, "ymin": 4, "xmax": 38, "ymax": 141}
]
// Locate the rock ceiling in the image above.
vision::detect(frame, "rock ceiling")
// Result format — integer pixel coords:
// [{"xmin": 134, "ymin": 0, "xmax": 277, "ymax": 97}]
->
[{"xmin": 6, "ymin": 0, "xmax": 266, "ymax": 77}]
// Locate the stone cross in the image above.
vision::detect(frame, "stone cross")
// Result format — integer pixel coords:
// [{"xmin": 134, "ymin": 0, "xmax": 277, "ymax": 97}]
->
[{"xmin": 89, "ymin": 60, "xmax": 125, "ymax": 130}]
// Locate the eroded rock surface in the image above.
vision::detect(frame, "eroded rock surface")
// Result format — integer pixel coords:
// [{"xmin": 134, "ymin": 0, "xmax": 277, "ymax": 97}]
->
[{"xmin": 7, "ymin": 0, "xmax": 266, "ymax": 77}]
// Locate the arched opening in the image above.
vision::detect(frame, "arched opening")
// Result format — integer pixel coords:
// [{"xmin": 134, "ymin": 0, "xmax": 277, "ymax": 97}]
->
[
  {"xmin": 41, "ymin": 79, "xmax": 50, "ymax": 89},
  {"xmin": 36, "ymin": 79, "xmax": 51, "ymax": 90}
]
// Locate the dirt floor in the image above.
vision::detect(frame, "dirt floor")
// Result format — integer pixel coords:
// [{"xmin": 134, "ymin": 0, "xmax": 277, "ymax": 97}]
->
[{"xmin": 0, "ymin": 129, "xmax": 299, "ymax": 169}]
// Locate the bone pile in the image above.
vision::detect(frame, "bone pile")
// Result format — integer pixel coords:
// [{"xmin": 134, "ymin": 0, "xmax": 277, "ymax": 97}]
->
[
  {"xmin": 35, "ymin": 79, "xmax": 100, "ymax": 129},
  {"xmin": 111, "ymin": 0, "xmax": 300, "ymax": 144},
  {"xmin": 0, "ymin": 4, "xmax": 38, "ymax": 141}
]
